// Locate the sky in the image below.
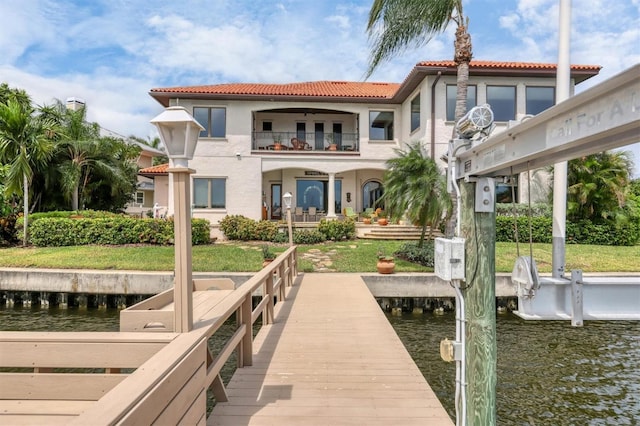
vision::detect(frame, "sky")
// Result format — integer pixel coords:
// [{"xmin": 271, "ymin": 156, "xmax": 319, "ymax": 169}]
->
[{"xmin": 1, "ymin": 0, "xmax": 639, "ymax": 175}]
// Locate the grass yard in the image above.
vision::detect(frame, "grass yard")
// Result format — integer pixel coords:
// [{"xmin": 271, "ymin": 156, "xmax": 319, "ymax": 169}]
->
[{"xmin": 1, "ymin": 241, "xmax": 638, "ymax": 273}]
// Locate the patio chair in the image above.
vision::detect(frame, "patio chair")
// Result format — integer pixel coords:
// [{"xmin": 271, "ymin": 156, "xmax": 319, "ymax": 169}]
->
[
  {"xmin": 343, "ymin": 207, "xmax": 358, "ymax": 220},
  {"xmin": 294, "ymin": 207, "xmax": 304, "ymax": 221},
  {"xmin": 291, "ymin": 138, "xmax": 310, "ymax": 150},
  {"xmin": 307, "ymin": 206, "xmax": 317, "ymax": 221}
]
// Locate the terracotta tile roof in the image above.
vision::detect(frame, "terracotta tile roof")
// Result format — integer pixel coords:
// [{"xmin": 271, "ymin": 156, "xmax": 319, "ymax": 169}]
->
[
  {"xmin": 150, "ymin": 60, "xmax": 601, "ymax": 106},
  {"xmin": 139, "ymin": 163, "xmax": 168, "ymax": 175},
  {"xmin": 417, "ymin": 60, "xmax": 601, "ymax": 72},
  {"xmin": 151, "ymin": 81, "xmax": 400, "ymax": 99}
]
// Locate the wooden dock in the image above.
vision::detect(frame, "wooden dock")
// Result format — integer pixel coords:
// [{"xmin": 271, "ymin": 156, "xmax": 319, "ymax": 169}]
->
[
  {"xmin": 210, "ymin": 273, "xmax": 453, "ymax": 425},
  {"xmin": 1, "ymin": 248, "xmax": 452, "ymax": 425}
]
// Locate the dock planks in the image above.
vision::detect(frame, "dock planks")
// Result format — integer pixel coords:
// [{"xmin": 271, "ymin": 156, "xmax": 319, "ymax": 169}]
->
[{"xmin": 210, "ymin": 273, "xmax": 453, "ymax": 425}]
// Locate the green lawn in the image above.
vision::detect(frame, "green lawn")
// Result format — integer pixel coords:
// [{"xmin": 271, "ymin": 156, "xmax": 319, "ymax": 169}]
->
[{"xmin": 1, "ymin": 241, "xmax": 638, "ymax": 273}]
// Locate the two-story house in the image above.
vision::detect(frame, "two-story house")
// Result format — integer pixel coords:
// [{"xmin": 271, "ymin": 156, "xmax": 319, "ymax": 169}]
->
[{"xmin": 144, "ymin": 60, "xmax": 599, "ymax": 239}]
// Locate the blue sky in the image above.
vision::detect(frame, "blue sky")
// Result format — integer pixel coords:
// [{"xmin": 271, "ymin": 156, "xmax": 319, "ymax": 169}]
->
[{"xmin": 1, "ymin": 0, "xmax": 639, "ymax": 174}]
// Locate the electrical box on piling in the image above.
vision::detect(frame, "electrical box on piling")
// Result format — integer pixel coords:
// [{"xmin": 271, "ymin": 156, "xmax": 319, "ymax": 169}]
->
[{"xmin": 434, "ymin": 237, "xmax": 466, "ymax": 281}]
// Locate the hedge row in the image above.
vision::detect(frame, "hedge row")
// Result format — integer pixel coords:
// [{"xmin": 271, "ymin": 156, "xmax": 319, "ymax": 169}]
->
[
  {"xmin": 496, "ymin": 216, "xmax": 640, "ymax": 246},
  {"xmin": 29, "ymin": 217, "xmax": 211, "ymax": 247},
  {"xmin": 219, "ymin": 214, "xmax": 355, "ymax": 243}
]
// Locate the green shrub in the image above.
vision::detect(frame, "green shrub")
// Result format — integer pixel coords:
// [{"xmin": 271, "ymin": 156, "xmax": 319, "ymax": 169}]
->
[
  {"xmin": 219, "ymin": 215, "xmax": 257, "ymax": 240},
  {"xmin": 497, "ymin": 216, "xmax": 640, "ymax": 246},
  {"xmin": 496, "ymin": 216, "xmax": 553, "ymax": 243},
  {"xmin": 293, "ymin": 229, "xmax": 326, "ymax": 245},
  {"xmin": 394, "ymin": 241, "xmax": 435, "ymax": 267},
  {"xmin": 496, "ymin": 203, "xmax": 551, "ymax": 217},
  {"xmin": 254, "ymin": 220, "xmax": 279, "ymax": 241},
  {"xmin": 28, "ymin": 217, "xmax": 211, "ymax": 247},
  {"xmin": 317, "ymin": 218, "xmax": 355, "ymax": 241}
]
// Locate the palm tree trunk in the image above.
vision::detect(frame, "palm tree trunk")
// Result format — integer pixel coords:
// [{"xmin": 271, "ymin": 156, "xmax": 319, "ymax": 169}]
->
[
  {"xmin": 72, "ymin": 186, "xmax": 79, "ymax": 211},
  {"xmin": 418, "ymin": 223, "xmax": 427, "ymax": 248},
  {"xmin": 22, "ymin": 173, "xmax": 28, "ymax": 247}
]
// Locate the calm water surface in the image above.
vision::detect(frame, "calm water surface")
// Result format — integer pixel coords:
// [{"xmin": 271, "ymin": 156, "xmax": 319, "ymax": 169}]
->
[
  {"xmin": 387, "ymin": 311, "xmax": 640, "ymax": 426},
  {"xmin": 1, "ymin": 306, "xmax": 638, "ymax": 425}
]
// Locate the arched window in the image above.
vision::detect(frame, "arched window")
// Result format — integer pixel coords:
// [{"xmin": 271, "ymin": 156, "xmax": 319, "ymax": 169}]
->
[{"xmin": 362, "ymin": 180, "xmax": 383, "ymax": 209}]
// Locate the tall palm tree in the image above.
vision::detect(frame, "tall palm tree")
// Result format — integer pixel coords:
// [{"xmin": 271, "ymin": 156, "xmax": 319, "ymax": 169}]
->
[
  {"xmin": 0, "ymin": 97, "xmax": 56, "ymax": 245},
  {"xmin": 380, "ymin": 142, "xmax": 451, "ymax": 247},
  {"xmin": 566, "ymin": 151, "xmax": 633, "ymax": 222},
  {"xmin": 366, "ymin": 0, "xmax": 472, "ymax": 122}
]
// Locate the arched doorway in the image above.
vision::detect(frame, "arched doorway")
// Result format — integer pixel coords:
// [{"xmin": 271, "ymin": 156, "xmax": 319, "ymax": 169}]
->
[{"xmin": 362, "ymin": 180, "xmax": 383, "ymax": 210}]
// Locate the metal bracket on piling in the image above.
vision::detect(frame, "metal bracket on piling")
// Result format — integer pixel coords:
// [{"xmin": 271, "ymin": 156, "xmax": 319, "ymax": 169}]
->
[{"xmin": 571, "ymin": 270, "xmax": 583, "ymax": 327}]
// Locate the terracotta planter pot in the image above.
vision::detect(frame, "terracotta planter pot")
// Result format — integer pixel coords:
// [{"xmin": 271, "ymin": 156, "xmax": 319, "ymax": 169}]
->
[
  {"xmin": 363, "ymin": 218, "xmax": 371, "ymax": 225},
  {"xmin": 377, "ymin": 259, "xmax": 395, "ymax": 274},
  {"xmin": 377, "ymin": 218, "xmax": 388, "ymax": 226},
  {"xmin": 262, "ymin": 259, "xmax": 274, "ymax": 268}
]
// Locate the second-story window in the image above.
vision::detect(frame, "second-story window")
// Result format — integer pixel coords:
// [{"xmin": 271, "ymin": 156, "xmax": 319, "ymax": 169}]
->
[
  {"xmin": 193, "ymin": 177, "xmax": 226, "ymax": 209},
  {"xmin": 193, "ymin": 107, "xmax": 226, "ymax": 138},
  {"xmin": 486, "ymin": 86, "xmax": 516, "ymax": 121},
  {"xmin": 410, "ymin": 94, "xmax": 420, "ymax": 132},
  {"xmin": 369, "ymin": 111, "xmax": 394, "ymax": 141},
  {"xmin": 446, "ymin": 85, "xmax": 477, "ymax": 121},
  {"xmin": 526, "ymin": 86, "xmax": 555, "ymax": 115}
]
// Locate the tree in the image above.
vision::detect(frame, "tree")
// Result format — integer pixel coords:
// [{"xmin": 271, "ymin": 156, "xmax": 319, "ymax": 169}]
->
[
  {"xmin": 0, "ymin": 95, "xmax": 56, "ymax": 244},
  {"xmin": 565, "ymin": 151, "xmax": 634, "ymax": 223},
  {"xmin": 380, "ymin": 141, "xmax": 451, "ymax": 247},
  {"xmin": 366, "ymin": 0, "xmax": 472, "ymax": 122},
  {"xmin": 366, "ymin": 0, "xmax": 472, "ymax": 238},
  {"xmin": 38, "ymin": 101, "xmax": 140, "ymax": 212}
]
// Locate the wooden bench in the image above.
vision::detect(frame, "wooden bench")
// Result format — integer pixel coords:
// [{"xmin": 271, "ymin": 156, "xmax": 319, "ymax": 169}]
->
[{"xmin": 119, "ymin": 278, "xmax": 236, "ymax": 332}]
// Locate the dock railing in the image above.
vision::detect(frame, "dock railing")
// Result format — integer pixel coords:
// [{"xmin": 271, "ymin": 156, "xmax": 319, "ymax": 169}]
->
[{"xmin": 0, "ymin": 246, "xmax": 298, "ymax": 425}]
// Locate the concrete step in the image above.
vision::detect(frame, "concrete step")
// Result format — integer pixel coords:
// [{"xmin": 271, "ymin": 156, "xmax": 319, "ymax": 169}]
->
[{"xmin": 358, "ymin": 224, "xmax": 442, "ymax": 240}]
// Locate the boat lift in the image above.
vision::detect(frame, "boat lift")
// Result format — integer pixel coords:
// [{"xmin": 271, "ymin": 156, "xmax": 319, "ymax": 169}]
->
[{"xmin": 451, "ymin": 63, "xmax": 640, "ymax": 323}]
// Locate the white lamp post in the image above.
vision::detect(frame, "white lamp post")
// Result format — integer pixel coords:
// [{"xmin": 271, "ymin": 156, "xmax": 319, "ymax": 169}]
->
[
  {"xmin": 283, "ymin": 192, "xmax": 293, "ymax": 246},
  {"xmin": 150, "ymin": 106, "xmax": 204, "ymax": 333}
]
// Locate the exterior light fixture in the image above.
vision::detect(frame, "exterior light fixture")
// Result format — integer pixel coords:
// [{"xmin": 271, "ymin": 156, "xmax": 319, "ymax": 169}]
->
[
  {"xmin": 151, "ymin": 106, "xmax": 204, "ymax": 167},
  {"xmin": 150, "ymin": 106, "xmax": 204, "ymax": 333},
  {"xmin": 283, "ymin": 192, "xmax": 293, "ymax": 246}
]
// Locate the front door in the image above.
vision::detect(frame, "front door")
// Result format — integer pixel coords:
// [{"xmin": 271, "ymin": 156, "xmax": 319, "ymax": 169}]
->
[{"xmin": 271, "ymin": 184, "xmax": 282, "ymax": 219}]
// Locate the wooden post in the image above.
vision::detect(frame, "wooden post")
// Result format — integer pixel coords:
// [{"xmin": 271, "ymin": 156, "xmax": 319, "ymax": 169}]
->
[
  {"xmin": 460, "ymin": 179, "xmax": 497, "ymax": 425},
  {"xmin": 170, "ymin": 167, "xmax": 194, "ymax": 333}
]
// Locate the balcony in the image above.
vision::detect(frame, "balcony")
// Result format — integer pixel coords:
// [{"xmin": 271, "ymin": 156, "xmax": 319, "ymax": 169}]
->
[{"xmin": 252, "ymin": 132, "xmax": 359, "ymax": 153}]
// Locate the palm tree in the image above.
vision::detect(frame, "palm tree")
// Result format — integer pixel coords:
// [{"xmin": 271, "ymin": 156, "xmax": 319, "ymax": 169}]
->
[
  {"xmin": 565, "ymin": 151, "xmax": 633, "ymax": 222},
  {"xmin": 366, "ymin": 0, "xmax": 472, "ymax": 122},
  {"xmin": 0, "ymin": 96, "xmax": 56, "ymax": 245},
  {"xmin": 380, "ymin": 142, "xmax": 451, "ymax": 247}
]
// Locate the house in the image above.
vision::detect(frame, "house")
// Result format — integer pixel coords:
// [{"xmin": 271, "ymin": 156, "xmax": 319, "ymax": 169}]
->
[
  {"xmin": 146, "ymin": 60, "xmax": 600, "ymax": 239},
  {"xmin": 125, "ymin": 142, "xmax": 166, "ymax": 217}
]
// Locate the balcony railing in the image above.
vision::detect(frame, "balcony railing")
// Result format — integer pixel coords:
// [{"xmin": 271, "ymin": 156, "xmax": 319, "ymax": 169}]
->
[{"xmin": 252, "ymin": 132, "xmax": 359, "ymax": 152}]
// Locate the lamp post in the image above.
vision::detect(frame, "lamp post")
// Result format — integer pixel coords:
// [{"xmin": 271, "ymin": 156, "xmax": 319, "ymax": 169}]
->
[
  {"xmin": 283, "ymin": 192, "xmax": 293, "ymax": 246},
  {"xmin": 150, "ymin": 106, "xmax": 204, "ymax": 333}
]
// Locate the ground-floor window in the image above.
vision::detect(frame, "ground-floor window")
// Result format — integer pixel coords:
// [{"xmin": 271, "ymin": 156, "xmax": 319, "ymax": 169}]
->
[
  {"xmin": 362, "ymin": 180, "xmax": 383, "ymax": 209},
  {"xmin": 193, "ymin": 178, "xmax": 226, "ymax": 208},
  {"xmin": 135, "ymin": 191, "xmax": 144, "ymax": 205},
  {"xmin": 496, "ymin": 178, "xmax": 518, "ymax": 203},
  {"xmin": 296, "ymin": 179, "xmax": 341, "ymax": 213}
]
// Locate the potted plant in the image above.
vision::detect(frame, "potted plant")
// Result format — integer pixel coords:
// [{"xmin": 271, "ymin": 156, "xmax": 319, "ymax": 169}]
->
[
  {"xmin": 325, "ymin": 133, "xmax": 337, "ymax": 151},
  {"xmin": 361, "ymin": 211, "xmax": 372, "ymax": 225},
  {"xmin": 376, "ymin": 249, "xmax": 395, "ymax": 274},
  {"xmin": 261, "ymin": 244, "xmax": 276, "ymax": 267},
  {"xmin": 272, "ymin": 133, "xmax": 283, "ymax": 150},
  {"xmin": 377, "ymin": 209, "xmax": 388, "ymax": 226}
]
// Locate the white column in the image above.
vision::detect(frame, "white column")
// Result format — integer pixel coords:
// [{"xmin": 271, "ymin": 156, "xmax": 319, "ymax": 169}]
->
[
  {"xmin": 552, "ymin": 0, "xmax": 571, "ymax": 278},
  {"xmin": 326, "ymin": 173, "xmax": 337, "ymax": 218}
]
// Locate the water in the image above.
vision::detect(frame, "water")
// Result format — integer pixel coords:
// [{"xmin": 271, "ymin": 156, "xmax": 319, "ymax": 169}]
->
[
  {"xmin": 1, "ymin": 306, "xmax": 638, "ymax": 424},
  {"xmin": 386, "ymin": 311, "xmax": 640, "ymax": 426}
]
